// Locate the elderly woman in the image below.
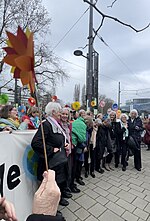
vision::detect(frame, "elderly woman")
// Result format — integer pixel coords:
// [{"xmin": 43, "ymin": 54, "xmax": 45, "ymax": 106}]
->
[
  {"xmin": 0, "ymin": 105, "xmax": 28, "ymax": 130},
  {"xmin": 109, "ymin": 111, "xmax": 122, "ymax": 168},
  {"xmin": 84, "ymin": 116, "xmax": 95, "ymax": 178},
  {"xmin": 95, "ymin": 115, "xmax": 112, "ymax": 173},
  {"xmin": 59, "ymin": 108, "xmax": 74, "ymax": 193},
  {"xmin": 31, "ymin": 102, "xmax": 70, "ymax": 207},
  {"xmin": 71, "ymin": 109, "xmax": 87, "ymax": 187},
  {"xmin": 128, "ymin": 109, "xmax": 143, "ymax": 171},
  {"xmin": 120, "ymin": 113, "xmax": 129, "ymax": 171}
]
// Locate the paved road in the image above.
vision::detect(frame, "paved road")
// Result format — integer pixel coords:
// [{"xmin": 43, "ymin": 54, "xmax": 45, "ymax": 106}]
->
[{"xmin": 59, "ymin": 146, "xmax": 150, "ymax": 221}]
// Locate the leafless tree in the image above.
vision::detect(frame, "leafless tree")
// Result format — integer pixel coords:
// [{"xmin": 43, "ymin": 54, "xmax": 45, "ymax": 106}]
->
[
  {"xmin": 0, "ymin": 0, "xmax": 68, "ymax": 94},
  {"xmin": 81, "ymin": 84, "xmax": 86, "ymax": 106},
  {"xmin": 73, "ymin": 84, "xmax": 80, "ymax": 102}
]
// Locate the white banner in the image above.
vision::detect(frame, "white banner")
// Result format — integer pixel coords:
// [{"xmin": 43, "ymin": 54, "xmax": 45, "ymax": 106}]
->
[{"xmin": 0, "ymin": 130, "xmax": 38, "ymax": 221}]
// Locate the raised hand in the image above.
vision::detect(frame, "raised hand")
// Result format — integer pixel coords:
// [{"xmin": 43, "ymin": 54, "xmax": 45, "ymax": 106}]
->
[{"xmin": 32, "ymin": 170, "xmax": 61, "ymax": 216}]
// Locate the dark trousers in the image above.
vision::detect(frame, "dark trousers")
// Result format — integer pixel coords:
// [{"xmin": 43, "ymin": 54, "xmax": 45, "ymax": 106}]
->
[
  {"xmin": 114, "ymin": 152, "xmax": 120, "ymax": 166},
  {"xmin": 134, "ymin": 143, "xmax": 142, "ymax": 169},
  {"xmin": 70, "ymin": 149, "xmax": 76, "ymax": 187},
  {"xmin": 84, "ymin": 144, "xmax": 95, "ymax": 173},
  {"xmin": 70, "ymin": 149, "xmax": 83, "ymax": 185},
  {"xmin": 75, "ymin": 158, "xmax": 83, "ymax": 180},
  {"xmin": 106, "ymin": 153, "xmax": 113, "ymax": 164},
  {"xmin": 58, "ymin": 181, "xmax": 68, "ymax": 198},
  {"xmin": 121, "ymin": 140, "xmax": 128, "ymax": 167},
  {"xmin": 95, "ymin": 158, "xmax": 101, "ymax": 171},
  {"xmin": 95, "ymin": 153, "xmax": 102, "ymax": 171},
  {"xmin": 67, "ymin": 154, "xmax": 72, "ymax": 187}
]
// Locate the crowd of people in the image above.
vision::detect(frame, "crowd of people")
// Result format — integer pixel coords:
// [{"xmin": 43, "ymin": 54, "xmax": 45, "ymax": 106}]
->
[{"xmin": 0, "ymin": 102, "xmax": 150, "ymax": 220}]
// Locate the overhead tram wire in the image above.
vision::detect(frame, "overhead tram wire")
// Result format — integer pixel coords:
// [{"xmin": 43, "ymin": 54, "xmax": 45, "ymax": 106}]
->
[
  {"xmin": 96, "ymin": 32, "xmax": 146, "ymax": 87},
  {"xmin": 50, "ymin": 8, "xmax": 89, "ymax": 74},
  {"xmin": 50, "ymin": 6, "xmax": 142, "ymax": 91},
  {"xmin": 52, "ymin": 7, "xmax": 89, "ymax": 51},
  {"xmin": 54, "ymin": 55, "xmax": 85, "ymax": 70},
  {"xmin": 50, "ymin": 6, "xmax": 121, "ymax": 85},
  {"xmin": 56, "ymin": 54, "xmax": 125, "ymax": 83}
]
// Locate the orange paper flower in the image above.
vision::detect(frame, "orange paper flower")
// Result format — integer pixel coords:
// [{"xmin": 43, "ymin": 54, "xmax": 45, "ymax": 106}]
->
[{"xmin": 3, "ymin": 26, "xmax": 37, "ymax": 93}]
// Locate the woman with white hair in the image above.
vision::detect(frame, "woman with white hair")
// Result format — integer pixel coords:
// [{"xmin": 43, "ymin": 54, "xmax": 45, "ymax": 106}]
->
[
  {"xmin": 31, "ymin": 102, "xmax": 70, "ymax": 207},
  {"xmin": 128, "ymin": 109, "xmax": 143, "ymax": 171},
  {"xmin": 120, "ymin": 113, "xmax": 129, "ymax": 171},
  {"xmin": 109, "ymin": 111, "xmax": 122, "ymax": 168}
]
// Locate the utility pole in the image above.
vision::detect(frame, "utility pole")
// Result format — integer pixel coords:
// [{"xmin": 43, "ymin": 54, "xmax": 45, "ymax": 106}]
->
[
  {"xmin": 118, "ymin": 81, "xmax": 121, "ymax": 109},
  {"xmin": 87, "ymin": 0, "xmax": 94, "ymax": 111},
  {"xmin": 93, "ymin": 51, "xmax": 99, "ymax": 111}
]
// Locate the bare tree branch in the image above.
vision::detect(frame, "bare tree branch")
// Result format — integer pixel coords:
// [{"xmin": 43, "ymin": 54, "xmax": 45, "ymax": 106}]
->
[
  {"xmin": 0, "ymin": 0, "xmax": 69, "ymax": 97},
  {"xmin": 107, "ymin": 0, "xmax": 118, "ymax": 8},
  {"xmin": 0, "ymin": 61, "xmax": 4, "ymax": 74},
  {"xmin": 83, "ymin": 0, "xmax": 150, "ymax": 36},
  {"xmin": 0, "ymin": 78, "xmax": 13, "ymax": 89},
  {"xmin": 36, "ymin": 70, "xmax": 59, "ymax": 76}
]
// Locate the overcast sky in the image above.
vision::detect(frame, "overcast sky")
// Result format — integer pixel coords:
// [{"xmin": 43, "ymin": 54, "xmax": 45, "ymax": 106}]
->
[{"xmin": 42, "ymin": 0, "xmax": 150, "ymax": 105}]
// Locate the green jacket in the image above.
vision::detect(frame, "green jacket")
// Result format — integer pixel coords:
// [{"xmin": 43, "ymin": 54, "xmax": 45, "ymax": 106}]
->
[{"xmin": 72, "ymin": 117, "xmax": 87, "ymax": 146}]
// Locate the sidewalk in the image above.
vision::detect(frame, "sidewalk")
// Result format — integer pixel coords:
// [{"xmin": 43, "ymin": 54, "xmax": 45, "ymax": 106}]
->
[{"xmin": 59, "ymin": 147, "xmax": 150, "ymax": 221}]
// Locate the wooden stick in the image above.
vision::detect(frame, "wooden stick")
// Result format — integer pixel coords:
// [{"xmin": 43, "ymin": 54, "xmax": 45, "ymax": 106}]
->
[{"xmin": 34, "ymin": 86, "xmax": 48, "ymax": 171}]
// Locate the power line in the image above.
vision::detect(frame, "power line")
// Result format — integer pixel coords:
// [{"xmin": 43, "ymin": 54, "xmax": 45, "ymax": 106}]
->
[
  {"xmin": 100, "ymin": 73, "xmax": 118, "ymax": 82},
  {"xmin": 55, "ymin": 54, "xmax": 85, "ymax": 69},
  {"xmin": 52, "ymin": 7, "xmax": 89, "ymax": 51},
  {"xmin": 96, "ymin": 33, "xmax": 145, "ymax": 86}
]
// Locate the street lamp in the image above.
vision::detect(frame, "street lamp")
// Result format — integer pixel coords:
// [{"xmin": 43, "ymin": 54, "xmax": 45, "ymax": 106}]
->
[
  {"xmin": 73, "ymin": 49, "xmax": 89, "ymax": 110},
  {"xmin": 73, "ymin": 50, "xmax": 88, "ymax": 59},
  {"xmin": 73, "ymin": 49, "xmax": 99, "ymax": 112}
]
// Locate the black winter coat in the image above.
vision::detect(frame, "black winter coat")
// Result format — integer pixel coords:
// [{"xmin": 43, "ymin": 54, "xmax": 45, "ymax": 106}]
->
[
  {"xmin": 109, "ymin": 121, "xmax": 122, "ymax": 151},
  {"xmin": 96, "ymin": 124, "xmax": 112, "ymax": 159},
  {"xmin": 128, "ymin": 117, "xmax": 143, "ymax": 142},
  {"xmin": 31, "ymin": 120, "xmax": 68, "ymax": 184},
  {"xmin": 26, "ymin": 214, "xmax": 65, "ymax": 221}
]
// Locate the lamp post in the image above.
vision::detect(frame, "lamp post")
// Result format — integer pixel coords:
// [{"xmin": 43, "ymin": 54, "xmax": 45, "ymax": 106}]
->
[
  {"xmin": 74, "ymin": 0, "xmax": 97, "ymax": 111},
  {"xmin": 73, "ymin": 49, "xmax": 99, "ymax": 112},
  {"xmin": 73, "ymin": 49, "xmax": 88, "ymax": 110},
  {"xmin": 87, "ymin": 0, "xmax": 94, "ymax": 111}
]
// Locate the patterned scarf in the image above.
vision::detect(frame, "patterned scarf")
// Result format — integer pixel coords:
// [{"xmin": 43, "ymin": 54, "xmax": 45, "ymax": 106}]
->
[{"xmin": 7, "ymin": 118, "xmax": 20, "ymax": 129}]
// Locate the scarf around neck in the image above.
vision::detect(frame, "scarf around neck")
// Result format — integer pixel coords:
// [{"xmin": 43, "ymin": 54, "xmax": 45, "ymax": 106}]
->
[
  {"xmin": 46, "ymin": 116, "xmax": 66, "ymax": 142},
  {"xmin": 8, "ymin": 118, "xmax": 20, "ymax": 128}
]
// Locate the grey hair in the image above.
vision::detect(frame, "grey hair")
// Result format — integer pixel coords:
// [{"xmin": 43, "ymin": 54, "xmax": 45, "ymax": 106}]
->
[
  {"xmin": 79, "ymin": 109, "xmax": 85, "ymax": 116},
  {"xmin": 45, "ymin": 102, "xmax": 62, "ymax": 116},
  {"xmin": 129, "ymin": 109, "xmax": 138, "ymax": 117},
  {"xmin": 109, "ymin": 111, "xmax": 116, "ymax": 116},
  {"xmin": 62, "ymin": 107, "xmax": 70, "ymax": 112},
  {"xmin": 120, "ymin": 113, "xmax": 129, "ymax": 120}
]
